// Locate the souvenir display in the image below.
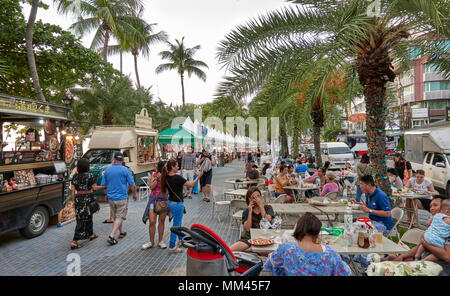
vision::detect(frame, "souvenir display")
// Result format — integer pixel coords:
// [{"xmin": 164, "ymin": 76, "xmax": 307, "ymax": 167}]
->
[{"xmin": 14, "ymin": 169, "xmax": 37, "ymax": 187}]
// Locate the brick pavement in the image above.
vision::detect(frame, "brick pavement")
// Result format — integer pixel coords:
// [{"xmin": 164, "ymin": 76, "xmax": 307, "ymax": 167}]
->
[{"xmin": 0, "ymin": 161, "xmax": 244, "ymax": 276}]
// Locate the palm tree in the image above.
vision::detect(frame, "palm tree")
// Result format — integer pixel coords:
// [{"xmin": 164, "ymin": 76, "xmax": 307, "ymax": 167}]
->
[
  {"xmin": 55, "ymin": 0, "xmax": 146, "ymax": 62},
  {"xmin": 109, "ymin": 5, "xmax": 168, "ymax": 89},
  {"xmin": 156, "ymin": 37, "xmax": 208, "ymax": 106},
  {"xmin": 26, "ymin": 0, "xmax": 45, "ymax": 101},
  {"xmin": 217, "ymin": 0, "xmax": 449, "ymax": 197}
]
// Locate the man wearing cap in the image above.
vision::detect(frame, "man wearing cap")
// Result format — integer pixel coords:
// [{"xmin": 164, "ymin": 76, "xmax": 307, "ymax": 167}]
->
[{"xmin": 101, "ymin": 152, "xmax": 137, "ymax": 245}]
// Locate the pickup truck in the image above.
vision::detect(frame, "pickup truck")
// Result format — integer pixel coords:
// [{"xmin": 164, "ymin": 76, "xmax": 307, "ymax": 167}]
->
[{"xmin": 404, "ymin": 122, "xmax": 450, "ymax": 197}]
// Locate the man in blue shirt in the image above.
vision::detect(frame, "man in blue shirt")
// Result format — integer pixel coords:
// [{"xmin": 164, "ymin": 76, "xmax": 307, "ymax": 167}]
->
[
  {"xmin": 294, "ymin": 160, "xmax": 310, "ymax": 175},
  {"xmin": 101, "ymin": 152, "xmax": 137, "ymax": 245},
  {"xmin": 353, "ymin": 175, "xmax": 393, "ymax": 233}
]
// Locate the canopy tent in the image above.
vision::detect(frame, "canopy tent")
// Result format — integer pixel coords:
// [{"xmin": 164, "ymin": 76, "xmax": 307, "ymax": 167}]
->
[{"xmin": 158, "ymin": 125, "xmax": 198, "ymax": 146}]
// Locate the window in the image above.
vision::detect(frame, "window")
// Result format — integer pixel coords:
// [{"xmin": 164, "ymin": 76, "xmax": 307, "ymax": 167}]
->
[
  {"xmin": 328, "ymin": 147, "xmax": 351, "ymax": 154},
  {"xmin": 425, "ymin": 153, "xmax": 433, "ymax": 164},
  {"xmin": 425, "ymin": 63, "xmax": 439, "ymax": 73},
  {"xmin": 428, "ymin": 100, "xmax": 448, "ymax": 110},
  {"xmin": 432, "ymin": 154, "xmax": 445, "ymax": 166},
  {"xmin": 83, "ymin": 149, "xmax": 118, "ymax": 164},
  {"xmin": 425, "ymin": 81, "xmax": 450, "ymax": 92},
  {"xmin": 123, "ymin": 150, "xmax": 131, "ymax": 162}
]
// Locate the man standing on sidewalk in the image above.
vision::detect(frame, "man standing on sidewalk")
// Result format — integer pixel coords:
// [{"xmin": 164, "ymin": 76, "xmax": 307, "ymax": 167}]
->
[
  {"xmin": 181, "ymin": 146, "xmax": 197, "ymax": 199},
  {"xmin": 198, "ymin": 149, "xmax": 215, "ymax": 202},
  {"xmin": 101, "ymin": 152, "xmax": 137, "ymax": 245}
]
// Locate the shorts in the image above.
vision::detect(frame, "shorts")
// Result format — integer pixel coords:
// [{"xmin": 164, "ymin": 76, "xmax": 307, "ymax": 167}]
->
[
  {"xmin": 200, "ymin": 169, "xmax": 212, "ymax": 188},
  {"xmin": 182, "ymin": 169, "xmax": 195, "ymax": 180},
  {"xmin": 418, "ymin": 198, "xmax": 432, "ymax": 212},
  {"xmin": 108, "ymin": 199, "xmax": 128, "ymax": 221}
]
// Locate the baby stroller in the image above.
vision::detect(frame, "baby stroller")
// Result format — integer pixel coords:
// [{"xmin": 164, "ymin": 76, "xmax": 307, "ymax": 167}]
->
[{"xmin": 170, "ymin": 224, "xmax": 263, "ymax": 276}]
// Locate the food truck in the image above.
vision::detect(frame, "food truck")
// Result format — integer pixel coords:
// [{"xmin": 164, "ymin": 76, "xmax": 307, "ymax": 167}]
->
[
  {"xmin": 0, "ymin": 94, "xmax": 72, "ymax": 238},
  {"xmin": 79, "ymin": 108, "xmax": 160, "ymax": 195}
]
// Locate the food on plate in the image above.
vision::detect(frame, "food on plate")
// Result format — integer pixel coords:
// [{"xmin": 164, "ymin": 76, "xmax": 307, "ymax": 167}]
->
[
  {"xmin": 64, "ymin": 140, "xmax": 74, "ymax": 164},
  {"xmin": 249, "ymin": 238, "xmax": 274, "ymax": 246},
  {"xmin": 49, "ymin": 137, "xmax": 58, "ymax": 151}
]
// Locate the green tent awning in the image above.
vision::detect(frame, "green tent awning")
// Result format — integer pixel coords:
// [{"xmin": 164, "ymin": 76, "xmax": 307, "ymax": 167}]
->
[{"xmin": 158, "ymin": 125, "xmax": 199, "ymax": 145}]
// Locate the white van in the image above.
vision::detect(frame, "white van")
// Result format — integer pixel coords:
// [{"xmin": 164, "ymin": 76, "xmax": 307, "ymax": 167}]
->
[{"xmin": 320, "ymin": 142, "xmax": 355, "ymax": 169}]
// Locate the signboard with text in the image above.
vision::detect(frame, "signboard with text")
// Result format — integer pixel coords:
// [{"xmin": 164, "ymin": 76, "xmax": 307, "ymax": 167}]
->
[
  {"xmin": 0, "ymin": 94, "xmax": 69, "ymax": 120},
  {"xmin": 348, "ymin": 113, "xmax": 366, "ymax": 122},
  {"xmin": 411, "ymin": 108, "xmax": 429, "ymax": 119},
  {"xmin": 135, "ymin": 108, "xmax": 153, "ymax": 129}
]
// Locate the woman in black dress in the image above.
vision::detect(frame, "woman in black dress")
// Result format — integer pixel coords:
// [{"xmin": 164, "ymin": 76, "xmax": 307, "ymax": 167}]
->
[{"xmin": 70, "ymin": 158, "xmax": 106, "ymax": 249}]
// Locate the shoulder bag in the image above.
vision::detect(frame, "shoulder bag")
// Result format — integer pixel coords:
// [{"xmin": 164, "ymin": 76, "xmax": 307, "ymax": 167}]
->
[{"xmin": 88, "ymin": 198, "xmax": 100, "ymax": 214}]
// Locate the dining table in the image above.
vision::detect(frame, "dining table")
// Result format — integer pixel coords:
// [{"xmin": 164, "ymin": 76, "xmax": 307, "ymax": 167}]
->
[
  {"xmin": 224, "ymin": 179, "xmax": 263, "ymax": 190},
  {"xmin": 283, "ymin": 184, "xmax": 319, "ymax": 202},
  {"xmin": 250, "ymin": 228, "xmax": 408, "ymax": 275}
]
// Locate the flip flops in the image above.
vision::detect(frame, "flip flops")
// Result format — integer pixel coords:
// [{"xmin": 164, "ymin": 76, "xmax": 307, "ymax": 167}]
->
[
  {"xmin": 203, "ymin": 198, "xmax": 210, "ymax": 202},
  {"xmin": 89, "ymin": 234, "xmax": 99, "ymax": 241},
  {"xmin": 107, "ymin": 236, "xmax": 118, "ymax": 245},
  {"xmin": 102, "ymin": 219, "xmax": 113, "ymax": 224},
  {"xmin": 70, "ymin": 242, "xmax": 82, "ymax": 250},
  {"xmin": 119, "ymin": 232, "xmax": 127, "ymax": 239}
]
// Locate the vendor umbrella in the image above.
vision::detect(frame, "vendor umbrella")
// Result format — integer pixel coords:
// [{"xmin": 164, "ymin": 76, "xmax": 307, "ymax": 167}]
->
[{"xmin": 158, "ymin": 125, "xmax": 199, "ymax": 146}]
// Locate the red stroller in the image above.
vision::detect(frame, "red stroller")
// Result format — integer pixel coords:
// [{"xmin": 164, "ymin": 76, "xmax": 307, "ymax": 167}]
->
[{"xmin": 170, "ymin": 224, "xmax": 263, "ymax": 276}]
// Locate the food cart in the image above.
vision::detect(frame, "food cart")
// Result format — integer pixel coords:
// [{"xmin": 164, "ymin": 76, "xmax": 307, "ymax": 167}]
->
[
  {"xmin": 78, "ymin": 108, "xmax": 160, "ymax": 198},
  {"xmin": 0, "ymin": 94, "xmax": 72, "ymax": 238}
]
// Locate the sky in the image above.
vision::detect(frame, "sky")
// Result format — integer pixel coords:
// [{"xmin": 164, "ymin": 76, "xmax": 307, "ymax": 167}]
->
[{"xmin": 23, "ymin": 0, "xmax": 293, "ymax": 107}]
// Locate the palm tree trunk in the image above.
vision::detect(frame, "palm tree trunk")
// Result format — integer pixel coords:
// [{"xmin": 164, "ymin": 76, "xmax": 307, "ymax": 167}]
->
[
  {"xmin": 26, "ymin": 0, "xmax": 45, "ymax": 102},
  {"xmin": 102, "ymin": 24, "xmax": 110, "ymax": 61},
  {"xmin": 102, "ymin": 110, "xmax": 113, "ymax": 125},
  {"xmin": 292, "ymin": 128, "xmax": 299, "ymax": 158},
  {"xmin": 134, "ymin": 53, "xmax": 141, "ymax": 89},
  {"xmin": 180, "ymin": 72, "xmax": 185, "ymax": 106},
  {"xmin": 311, "ymin": 106, "xmax": 324, "ymax": 168},
  {"xmin": 280, "ymin": 125, "xmax": 289, "ymax": 157}
]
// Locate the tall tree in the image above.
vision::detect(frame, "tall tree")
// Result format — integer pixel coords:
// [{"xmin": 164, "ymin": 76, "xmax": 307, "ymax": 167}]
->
[
  {"xmin": 217, "ymin": 0, "xmax": 449, "ymax": 197},
  {"xmin": 156, "ymin": 37, "xmax": 208, "ymax": 106},
  {"xmin": 26, "ymin": 0, "xmax": 45, "ymax": 101},
  {"xmin": 55, "ymin": 0, "xmax": 145, "ymax": 62}
]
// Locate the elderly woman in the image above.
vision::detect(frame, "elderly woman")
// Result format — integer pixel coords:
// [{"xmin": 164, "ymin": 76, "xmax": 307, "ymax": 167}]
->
[
  {"xmin": 263, "ymin": 213, "xmax": 352, "ymax": 276},
  {"xmin": 320, "ymin": 172, "xmax": 339, "ymax": 198},
  {"xmin": 229, "ymin": 188, "xmax": 275, "ymax": 252}
]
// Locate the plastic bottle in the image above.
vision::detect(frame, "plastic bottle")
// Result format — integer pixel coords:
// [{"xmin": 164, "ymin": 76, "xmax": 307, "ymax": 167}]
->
[
  {"xmin": 344, "ymin": 206, "xmax": 353, "ymax": 226},
  {"xmin": 343, "ymin": 188, "xmax": 348, "ymax": 199}
]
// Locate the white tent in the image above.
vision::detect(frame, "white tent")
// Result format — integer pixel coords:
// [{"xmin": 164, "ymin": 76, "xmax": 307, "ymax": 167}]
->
[{"xmin": 181, "ymin": 117, "xmax": 195, "ymax": 134}]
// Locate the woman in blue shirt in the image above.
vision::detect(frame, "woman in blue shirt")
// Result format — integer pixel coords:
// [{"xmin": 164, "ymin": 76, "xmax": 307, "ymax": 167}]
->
[{"xmin": 263, "ymin": 213, "xmax": 351, "ymax": 276}]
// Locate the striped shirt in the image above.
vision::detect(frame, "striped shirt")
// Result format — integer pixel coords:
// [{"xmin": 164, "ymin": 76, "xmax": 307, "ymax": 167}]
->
[{"xmin": 181, "ymin": 153, "xmax": 197, "ymax": 170}]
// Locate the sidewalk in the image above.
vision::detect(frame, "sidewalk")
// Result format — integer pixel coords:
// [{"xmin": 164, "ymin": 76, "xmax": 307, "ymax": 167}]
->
[{"xmin": 0, "ymin": 160, "xmax": 245, "ymax": 276}]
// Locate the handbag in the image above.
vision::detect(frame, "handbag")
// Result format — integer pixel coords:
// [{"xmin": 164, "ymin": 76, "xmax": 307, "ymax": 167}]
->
[
  {"xmin": 155, "ymin": 199, "xmax": 169, "ymax": 214},
  {"xmin": 88, "ymin": 198, "xmax": 100, "ymax": 214}
]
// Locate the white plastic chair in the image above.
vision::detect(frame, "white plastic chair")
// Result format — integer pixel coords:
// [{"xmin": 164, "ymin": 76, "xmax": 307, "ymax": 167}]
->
[
  {"xmin": 212, "ymin": 186, "xmax": 231, "ymax": 222},
  {"xmin": 230, "ymin": 199, "xmax": 248, "ymax": 237},
  {"xmin": 138, "ymin": 175, "xmax": 151, "ymax": 201},
  {"xmin": 387, "ymin": 207, "xmax": 404, "ymax": 241},
  {"xmin": 273, "ymin": 194, "xmax": 287, "ymax": 203},
  {"xmin": 398, "ymin": 228, "xmax": 426, "ymax": 250}
]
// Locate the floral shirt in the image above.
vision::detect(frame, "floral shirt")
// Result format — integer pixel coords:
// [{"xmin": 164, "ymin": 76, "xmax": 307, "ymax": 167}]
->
[
  {"xmin": 263, "ymin": 242, "xmax": 352, "ymax": 276},
  {"xmin": 72, "ymin": 173, "xmax": 96, "ymax": 191}
]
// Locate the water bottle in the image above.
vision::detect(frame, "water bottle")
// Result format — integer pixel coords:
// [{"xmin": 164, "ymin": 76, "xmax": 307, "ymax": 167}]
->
[
  {"xmin": 343, "ymin": 188, "xmax": 348, "ymax": 199},
  {"xmin": 344, "ymin": 206, "xmax": 353, "ymax": 227}
]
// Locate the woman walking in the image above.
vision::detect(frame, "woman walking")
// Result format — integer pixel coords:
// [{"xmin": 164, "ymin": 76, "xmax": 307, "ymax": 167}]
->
[
  {"xmin": 142, "ymin": 161, "xmax": 170, "ymax": 250},
  {"xmin": 163, "ymin": 159, "xmax": 203, "ymax": 253},
  {"xmin": 70, "ymin": 158, "xmax": 106, "ymax": 249}
]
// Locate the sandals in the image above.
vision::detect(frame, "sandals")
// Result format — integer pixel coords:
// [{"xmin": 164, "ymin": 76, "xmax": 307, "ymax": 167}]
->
[
  {"xmin": 188, "ymin": 195, "xmax": 192, "ymax": 199},
  {"xmin": 70, "ymin": 242, "xmax": 81, "ymax": 250},
  {"xmin": 102, "ymin": 219, "xmax": 113, "ymax": 224},
  {"xmin": 107, "ymin": 236, "xmax": 118, "ymax": 245},
  {"xmin": 89, "ymin": 234, "xmax": 99, "ymax": 241},
  {"xmin": 119, "ymin": 232, "xmax": 127, "ymax": 239},
  {"xmin": 203, "ymin": 198, "xmax": 210, "ymax": 202}
]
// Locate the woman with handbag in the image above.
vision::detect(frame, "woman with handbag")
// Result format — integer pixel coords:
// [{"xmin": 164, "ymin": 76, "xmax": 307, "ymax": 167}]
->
[
  {"xmin": 70, "ymin": 158, "xmax": 106, "ymax": 249},
  {"xmin": 163, "ymin": 158, "xmax": 203, "ymax": 253},
  {"xmin": 142, "ymin": 161, "xmax": 170, "ymax": 250}
]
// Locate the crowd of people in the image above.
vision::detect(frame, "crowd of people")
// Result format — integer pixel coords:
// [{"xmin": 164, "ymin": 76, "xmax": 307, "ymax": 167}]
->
[{"xmin": 68, "ymin": 146, "xmax": 449, "ymax": 276}]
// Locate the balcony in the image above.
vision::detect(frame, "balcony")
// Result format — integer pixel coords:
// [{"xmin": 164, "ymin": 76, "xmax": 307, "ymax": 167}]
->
[
  {"xmin": 424, "ymin": 72, "xmax": 449, "ymax": 82},
  {"xmin": 424, "ymin": 90, "xmax": 450, "ymax": 100}
]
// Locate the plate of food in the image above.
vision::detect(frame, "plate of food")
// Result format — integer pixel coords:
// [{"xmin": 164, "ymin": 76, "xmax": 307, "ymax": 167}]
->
[
  {"xmin": 250, "ymin": 238, "xmax": 274, "ymax": 246},
  {"xmin": 65, "ymin": 140, "xmax": 74, "ymax": 164}
]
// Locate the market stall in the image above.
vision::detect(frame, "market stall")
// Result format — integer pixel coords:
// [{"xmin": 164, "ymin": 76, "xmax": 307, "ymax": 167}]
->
[{"xmin": 0, "ymin": 94, "xmax": 72, "ymax": 238}]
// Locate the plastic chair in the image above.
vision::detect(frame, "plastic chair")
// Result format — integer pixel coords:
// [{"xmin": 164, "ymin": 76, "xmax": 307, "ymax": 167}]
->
[
  {"xmin": 398, "ymin": 228, "xmax": 426, "ymax": 250},
  {"xmin": 273, "ymin": 194, "xmax": 287, "ymax": 203},
  {"xmin": 212, "ymin": 186, "xmax": 231, "ymax": 222},
  {"xmin": 138, "ymin": 175, "xmax": 151, "ymax": 201},
  {"xmin": 230, "ymin": 199, "xmax": 248, "ymax": 237},
  {"xmin": 387, "ymin": 207, "xmax": 404, "ymax": 241},
  {"xmin": 256, "ymin": 183, "xmax": 266, "ymax": 191},
  {"xmin": 324, "ymin": 191, "xmax": 338, "ymax": 200}
]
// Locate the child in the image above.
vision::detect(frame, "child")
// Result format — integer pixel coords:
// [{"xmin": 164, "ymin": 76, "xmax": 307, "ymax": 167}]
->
[{"xmin": 415, "ymin": 199, "xmax": 450, "ymax": 261}]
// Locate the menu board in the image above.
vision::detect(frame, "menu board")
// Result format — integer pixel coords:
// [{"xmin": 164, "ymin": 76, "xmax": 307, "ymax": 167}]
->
[{"xmin": 14, "ymin": 169, "xmax": 37, "ymax": 186}]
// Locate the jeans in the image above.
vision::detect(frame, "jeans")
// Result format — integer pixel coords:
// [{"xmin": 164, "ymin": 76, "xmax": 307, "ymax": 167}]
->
[{"xmin": 168, "ymin": 201, "xmax": 184, "ymax": 248}]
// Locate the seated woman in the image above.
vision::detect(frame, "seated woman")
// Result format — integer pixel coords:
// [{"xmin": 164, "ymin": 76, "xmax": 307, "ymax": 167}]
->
[
  {"xmin": 319, "ymin": 172, "xmax": 339, "ymax": 198},
  {"xmin": 263, "ymin": 212, "xmax": 352, "ymax": 276},
  {"xmin": 341, "ymin": 161, "xmax": 356, "ymax": 183},
  {"xmin": 275, "ymin": 165, "xmax": 295, "ymax": 203},
  {"xmin": 405, "ymin": 169, "xmax": 437, "ymax": 223},
  {"xmin": 387, "ymin": 168, "xmax": 403, "ymax": 190},
  {"xmin": 229, "ymin": 188, "xmax": 275, "ymax": 252}
]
